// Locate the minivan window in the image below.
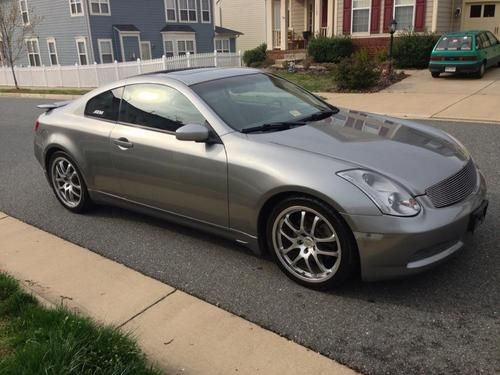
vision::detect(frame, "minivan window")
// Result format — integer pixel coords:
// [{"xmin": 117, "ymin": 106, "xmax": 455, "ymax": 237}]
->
[
  {"xmin": 119, "ymin": 84, "xmax": 205, "ymax": 132},
  {"xmin": 84, "ymin": 88, "xmax": 123, "ymax": 121}
]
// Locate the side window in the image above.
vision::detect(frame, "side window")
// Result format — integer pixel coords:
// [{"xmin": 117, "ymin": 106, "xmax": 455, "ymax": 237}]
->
[
  {"xmin": 475, "ymin": 35, "xmax": 483, "ymax": 49},
  {"xmin": 84, "ymin": 88, "xmax": 123, "ymax": 121},
  {"xmin": 480, "ymin": 33, "xmax": 491, "ymax": 48},
  {"xmin": 119, "ymin": 84, "xmax": 205, "ymax": 132},
  {"xmin": 486, "ymin": 31, "xmax": 499, "ymax": 45}
]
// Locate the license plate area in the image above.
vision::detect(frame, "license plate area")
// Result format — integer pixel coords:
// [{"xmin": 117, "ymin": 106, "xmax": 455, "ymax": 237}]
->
[
  {"xmin": 445, "ymin": 66, "xmax": 457, "ymax": 72},
  {"xmin": 468, "ymin": 200, "xmax": 488, "ymax": 232}
]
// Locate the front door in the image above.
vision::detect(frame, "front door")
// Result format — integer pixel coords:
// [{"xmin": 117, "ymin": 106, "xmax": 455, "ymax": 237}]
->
[{"xmin": 108, "ymin": 83, "xmax": 229, "ymax": 227}]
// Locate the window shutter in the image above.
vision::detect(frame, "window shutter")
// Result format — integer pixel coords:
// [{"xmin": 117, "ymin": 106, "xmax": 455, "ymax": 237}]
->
[
  {"xmin": 343, "ymin": 0, "xmax": 352, "ymax": 35},
  {"xmin": 383, "ymin": 0, "xmax": 394, "ymax": 33},
  {"xmin": 414, "ymin": 0, "xmax": 426, "ymax": 31},
  {"xmin": 371, "ymin": 0, "xmax": 381, "ymax": 33}
]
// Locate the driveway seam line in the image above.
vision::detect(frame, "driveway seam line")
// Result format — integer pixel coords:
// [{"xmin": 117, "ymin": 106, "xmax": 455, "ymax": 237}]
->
[
  {"xmin": 430, "ymin": 80, "xmax": 497, "ymax": 118},
  {"xmin": 117, "ymin": 289, "xmax": 177, "ymax": 328},
  {"xmin": 0, "ymin": 216, "xmax": 8, "ymax": 221}
]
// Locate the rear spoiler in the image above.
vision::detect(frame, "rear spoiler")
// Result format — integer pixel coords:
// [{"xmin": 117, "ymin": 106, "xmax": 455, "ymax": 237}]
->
[{"xmin": 37, "ymin": 100, "xmax": 72, "ymax": 112}]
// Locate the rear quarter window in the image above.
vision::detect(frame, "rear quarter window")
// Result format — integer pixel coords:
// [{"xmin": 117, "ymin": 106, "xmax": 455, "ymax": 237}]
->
[{"xmin": 84, "ymin": 88, "xmax": 123, "ymax": 121}]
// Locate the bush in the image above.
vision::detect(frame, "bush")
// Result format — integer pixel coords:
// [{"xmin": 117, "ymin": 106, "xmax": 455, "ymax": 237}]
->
[
  {"xmin": 374, "ymin": 48, "xmax": 388, "ymax": 64},
  {"xmin": 393, "ymin": 32, "xmax": 440, "ymax": 69},
  {"xmin": 243, "ymin": 43, "xmax": 267, "ymax": 67},
  {"xmin": 333, "ymin": 49, "xmax": 379, "ymax": 90},
  {"xmin": 307, "ymin": 36, "xmax": 353, "ymax": 63}
]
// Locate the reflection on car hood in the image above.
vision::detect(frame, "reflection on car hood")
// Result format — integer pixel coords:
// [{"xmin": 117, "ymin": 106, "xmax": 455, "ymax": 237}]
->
[{"xmin": 261, "ymin": 109, "xmax": 470, "ymax": 194}]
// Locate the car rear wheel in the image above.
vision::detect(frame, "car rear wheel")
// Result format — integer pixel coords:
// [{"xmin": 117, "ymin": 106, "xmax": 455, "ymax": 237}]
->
[
  {"xmin": 431, "ymin": 72, "xmax": 440, "ymax": 78},
  {"xmin": 49, "ymin": 152, "xmax": 91, "ymax": 213},
  {"xmin": 267, "ymin": 197, "xmax": 357, "ymax": 289}
]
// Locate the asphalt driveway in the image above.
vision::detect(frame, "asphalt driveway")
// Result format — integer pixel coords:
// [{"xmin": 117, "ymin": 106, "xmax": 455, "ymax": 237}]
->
[{"xmin": 0, "ymin": 97, "xmax": 498, "ymax": 375}]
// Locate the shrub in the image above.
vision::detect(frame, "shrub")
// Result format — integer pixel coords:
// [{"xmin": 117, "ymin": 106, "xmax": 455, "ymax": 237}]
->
[
  {"xmin": 393, "ymin": 32, "xmax": 440, "ymax": 69},
  {"xmin": 333, "ymin": 49, "xmax": 379, "ymax": 90},
  {"xmin": 307, "ymin": 36, "xmax": 353, "ymax": 63},
  {"xmin": 243, "ymin": 43, "xmax": 267, "ymax": 67},
  {"xmin": 374, "ymin": 48, "xmax": 388, "ymax": 64}
]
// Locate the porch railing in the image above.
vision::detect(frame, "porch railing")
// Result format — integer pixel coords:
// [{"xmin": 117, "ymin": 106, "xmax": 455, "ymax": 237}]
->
[{"xmin": 272, "ymin": 30, "xmax": 282, "ymax": 49}]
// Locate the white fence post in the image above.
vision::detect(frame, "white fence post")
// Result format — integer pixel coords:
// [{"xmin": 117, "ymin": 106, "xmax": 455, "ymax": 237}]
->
[
  {"xmin": 75, "ymin": 63, "xmax": 81, "ymax": 88},
  {"xmin": 57, "ymin": 65, "xmax": 63, "ymax": 87},
  {"xmin": 29, "ymin": 65, "xmax": 34, "ymax": 87},
  {"xmin": 214, "ymin": 50, "xmax": 217, "ymax": 67},
  {"xmin": 162, "ymin": 55, "xmax": 167, "ymax": 70},
  {"xmin": 42, "ymin": 65, "xmax": 47, "ymax": 87},
  {"xmin": 186, "ymin": 52, "xmax": 191, "ymax": 68},
  {"xmin": 137, "ymin": 58, "xmax": 142, "ymax": 74},
  {"xmin": 238, "ymin": 50, "xmax": 242, "ymax": 67},
  {"xmin": 114, "ymin": 60, "xmax": 119, "ymax": 81},
  {"xmin": 94, "ymin": 62, "xmax": 99, "ymax": 87}
]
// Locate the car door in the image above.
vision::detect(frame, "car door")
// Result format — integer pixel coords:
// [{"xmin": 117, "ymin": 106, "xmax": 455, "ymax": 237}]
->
[
  {"xmin": 108, "ymin": 83, "xmax": 229, "ymax": 227},
  {"xmin": 486, "ymin": 31, "xmax": 500, "ymax": 64}
]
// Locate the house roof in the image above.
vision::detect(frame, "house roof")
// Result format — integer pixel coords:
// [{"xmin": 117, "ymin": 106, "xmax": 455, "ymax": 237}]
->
[
  {"xmin": 161, "ymin": 25, "xmax": 196, "ymax": 33},
  {"xmin": 215, "ymin": 26, "xmax": 243, "ymax": 36},
  {"xmin": 113, "ymin": 24, "xmax": 140, "ymax": 32}
]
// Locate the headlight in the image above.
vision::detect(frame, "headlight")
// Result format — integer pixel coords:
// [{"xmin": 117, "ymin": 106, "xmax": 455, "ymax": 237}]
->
[{"xmin": 337, "ymin": 169, "xmax": 421, "ymax": 217}]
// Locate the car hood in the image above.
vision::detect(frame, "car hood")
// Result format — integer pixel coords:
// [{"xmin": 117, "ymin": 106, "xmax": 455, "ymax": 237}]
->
[{"xmin": 259, "ymin": 109, "xmax": 470, "ymax": 195}]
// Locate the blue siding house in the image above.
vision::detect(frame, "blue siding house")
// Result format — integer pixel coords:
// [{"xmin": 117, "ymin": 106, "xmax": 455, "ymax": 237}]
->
[{"xmin": 14, "ymin": 0, "xmax": 241, "ymax": 67}]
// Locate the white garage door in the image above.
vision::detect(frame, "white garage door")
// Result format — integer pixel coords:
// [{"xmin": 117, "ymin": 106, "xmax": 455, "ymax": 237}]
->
[{"xmin": 463, "ymin": 2, "xmax": 500, "ymax": 36}]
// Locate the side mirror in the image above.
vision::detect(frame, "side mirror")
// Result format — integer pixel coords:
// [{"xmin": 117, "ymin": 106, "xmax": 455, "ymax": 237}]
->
[{"xmin": 176, "ymin": 123, "xmax": 210, "ymax": 142}]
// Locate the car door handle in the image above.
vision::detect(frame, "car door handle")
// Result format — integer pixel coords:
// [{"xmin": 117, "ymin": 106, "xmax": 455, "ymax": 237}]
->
[{"xmin": 113, "ymin": 137, "xmax": 134, "ymax": 149}]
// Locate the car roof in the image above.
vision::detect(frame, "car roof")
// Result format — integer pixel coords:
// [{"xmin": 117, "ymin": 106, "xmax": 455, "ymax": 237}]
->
[
  {"xmin": 441, "ymin": 30, "xmax": 484, "ymax": 37},
  {"xmin": 146, "ymin": 67, "xmax": 261, "ymax": 86}
]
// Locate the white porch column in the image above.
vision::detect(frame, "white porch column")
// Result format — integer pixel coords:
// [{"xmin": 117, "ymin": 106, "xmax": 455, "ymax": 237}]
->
[
  {"xmin": 327, "ymin": 0, "xmax": 334, "ymax": 36},
  {"xmin": 280, "ymin": 0, "xmax": 288, "ymax": 50},
  {"xmin": 266, "ymin": 0, "xmax": 274, "ymax": 48},
  {"xmin": 314, "ymin": 0, "xmax": 321, "ymax": 35}
]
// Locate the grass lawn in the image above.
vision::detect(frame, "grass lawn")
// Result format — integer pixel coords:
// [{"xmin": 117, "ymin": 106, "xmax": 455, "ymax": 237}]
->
[
  {"xmin": 0, "ymin": 88, "xmax": 90, "ymax": 95},
  {"xmin": 0, "ymin": 273, "xmax": 160, "ymax": 375},
  {"xmin": 273, "ymin": 71, "xmax": 336, "ymax": 92}
]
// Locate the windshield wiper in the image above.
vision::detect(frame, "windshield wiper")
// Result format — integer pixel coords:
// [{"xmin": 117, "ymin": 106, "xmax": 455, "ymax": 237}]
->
[
  {"xmin": 299, "ymin": 108, "xmax": 338, "ymax": 123},
  {"xmin": 241, "ymin": 121, "xmax": 306, "ymax": 134}
]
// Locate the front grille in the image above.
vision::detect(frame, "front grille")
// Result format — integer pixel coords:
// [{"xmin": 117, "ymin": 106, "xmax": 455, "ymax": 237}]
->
[{"xmin": 426, "ymin": 159, "xmax": 477, "ymax": 208}]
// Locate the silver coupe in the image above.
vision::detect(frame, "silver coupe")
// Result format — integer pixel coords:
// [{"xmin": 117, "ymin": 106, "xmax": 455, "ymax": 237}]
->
[{"xmin": 34, "ymin": 68, "xmax": 488, "ymax": 289}]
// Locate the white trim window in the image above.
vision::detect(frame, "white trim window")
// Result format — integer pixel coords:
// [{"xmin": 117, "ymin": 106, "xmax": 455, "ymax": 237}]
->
[
  {"xmin": 214, "ymin": 38, "xmax": 230, "ymax": 53},
  {"xmin": 19, "ymin": 0, "xmax": 30, "ymax": 25},
  {"xmin": 98, "ymin": 39, "xmax": 114, "ymax": 63},
  {"xmin": 394, "ymin": 0, "xmax": 415, "ymax": 31},
  {"xmin": 177, "ymin": 40, "xmax": 195, "ymax": 55},
  {"xmin": 90, "ymin": 0, "xmax": 111, "ymax": 15},
  {"xmin": 164, "ymin": 40, "xmax": 174, "ymax": 57},
  {"xmin": 201, "ymin": 0, "xmax": 211, "ymax": 23},
  {"xmin": 69, "ymin": 0, "xmax": 84, "ymax": 16},
  {"xmin": 25, "ymin": 39, "xmax": 41, "ymax": 66},
  {"xmin": 165, "ymin": 0, "xmax": 177, "ymax": 21},
  {"xmin": 46, "ymin": 38, "xmax": 59, "ymax": 66},
  {"xmin": 351, "ymin": 0, "xmax": 370, "ymax": 33},
  {"xmin": 162, "ymin": 34, "xmax": 196, "ymax": 56},
  {"xmin": 140, "ymin": 41, "xmax": 152, "ymax": 60},
  {"xmin": 76, "ymin": 37, "xmax": 89, "ymax": 65},
  {"xmin": 179, "ymin": 0, "xmax": 197, "ymax": 22}
]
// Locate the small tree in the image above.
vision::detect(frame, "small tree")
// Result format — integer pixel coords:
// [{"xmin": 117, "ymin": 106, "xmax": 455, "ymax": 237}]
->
[{"xmin": 0, "ymin": 0, "xmax": 39, "ymax": 89}]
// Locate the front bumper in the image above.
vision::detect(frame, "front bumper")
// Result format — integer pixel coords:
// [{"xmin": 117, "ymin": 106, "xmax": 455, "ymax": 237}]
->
[
  {"xmin": 342, "ymin": 171, "xmax": 487, "ymax": 281},
  {"xmin": 429, "ymin": 61, "xmax": 482, "ymax": 74}
]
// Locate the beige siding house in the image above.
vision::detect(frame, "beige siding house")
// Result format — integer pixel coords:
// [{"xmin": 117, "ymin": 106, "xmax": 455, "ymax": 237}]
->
[{"xmin": 218, "ymin": 0, "xmax": 500, "ymax": 54}]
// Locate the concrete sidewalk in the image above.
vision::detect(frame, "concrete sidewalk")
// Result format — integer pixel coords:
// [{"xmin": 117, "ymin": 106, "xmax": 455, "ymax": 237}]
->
[
  {"xmin": 0, "ymin": 212, "xmax": 357, "ymax": 375},
  {"xmin": 321, "ymin": 68, "xmax": 500, "ymax": 123}
]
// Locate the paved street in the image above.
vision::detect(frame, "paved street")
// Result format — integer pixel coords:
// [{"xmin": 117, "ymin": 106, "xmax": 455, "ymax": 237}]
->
[{"xmin": 0, "ymin": 97, "xmax": 498, "ymax": 375}]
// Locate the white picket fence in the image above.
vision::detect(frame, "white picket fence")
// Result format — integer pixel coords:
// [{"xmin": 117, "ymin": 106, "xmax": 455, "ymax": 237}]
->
[{"xmin": 0, "ymin": 51, "xmax": 242, "ymax": 88}]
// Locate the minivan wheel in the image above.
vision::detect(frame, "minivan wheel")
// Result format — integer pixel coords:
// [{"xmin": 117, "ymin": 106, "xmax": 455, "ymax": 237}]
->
[
  {"xmin": 267, "ymin": 197, "xmax": 357, "ymax": 289},
  {"xmin": 49, "ymin": 152, "xmax": 91, "ymax": 213}
]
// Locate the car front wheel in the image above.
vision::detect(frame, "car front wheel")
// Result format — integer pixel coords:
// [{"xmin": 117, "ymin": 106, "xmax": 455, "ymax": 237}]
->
[
  {"xmin": 49, "ymin": 152, "xmax": 91, "ymax": 213},
  {"xmin": 267, "ymin": 197, "xmax": 357, "ymax": 289},
  {"xmin": 476, "ymin": 63, "xmax": 485, "ymax": 78}
]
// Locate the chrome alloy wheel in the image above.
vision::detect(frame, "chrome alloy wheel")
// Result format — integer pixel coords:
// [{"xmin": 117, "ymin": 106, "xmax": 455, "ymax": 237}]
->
[
  {"xmin": 272, "ymin": 206, "xmax": 342, "ymax": 283},
  {"xmin": 51, "ymin": 157, "xmax": 82, "ymax": 208}
]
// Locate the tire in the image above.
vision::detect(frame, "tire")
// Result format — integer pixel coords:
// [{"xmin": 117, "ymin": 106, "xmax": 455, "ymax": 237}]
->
[
  {"xmin": 475, "ymin": 63, "xmax": 485, "ymax": 78},
  {"xmin": 431, "ymin": 72, "xmax": 440, "ymax": 78},
  {"xmin": 266, "ymin": 196, "xmax": 357, "ymax": 289},
  {"xmin": 48, "ymin": 151, "xmax": 91, "ymax": 213}
]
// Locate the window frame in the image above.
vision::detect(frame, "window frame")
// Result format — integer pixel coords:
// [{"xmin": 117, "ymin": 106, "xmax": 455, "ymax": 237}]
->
[
  {"xmin": 214, "ymin": 38, "xmax": 230, "ymax": 53},
  {"xmin": 46, "ymin": 38, "xmax": 59, "ymax": 66},
  {"xmin": 98, "ymin": 38, "xmax": 114, "ymax": 64},
  {"xmin": 483, "ymin": 4, "xmax": 495, "ymax": 17},
  {"xmin": 75, "ymin": 37, "xmax": 89, "ymax": 65},
  {"xmin": 19, "ymin": 0, "xmax": 30, "ymax": 25},
  {"xmin": 393, "ymin": 0, "xmax": 416, "ymax": 32},
  {"xmin": 89, "ymin": 0, "xmax": 111, "ymax": 16},
  {"xmin": 178, "ymin": 0, "xmax": 198, "ymax": 23},
  {"xmin": 25, "ymin": 38, "xmax": 41, "ymax": 67},
  {"xmin": 140, "ymin": 41, "xmax": 152, "ymax": 60},
  {"xmin": 69, "ymin": 0, "xmax": 84, "ymax": 16},
  {"xmin": 200, "ymin": 0, "xmax": 211, "ymax": 23},
  {"xmin": 117, "ymin": 83, "xmax": 207, "ymax": 135},
  {"xmin": 351, "ymin": 0, "xmax": 371, "ymax": 35},
  {"xmin": 164, "ymin": 0, "xmax": 177, "ymax": 21},
  {"xmin": 162, "ymin": 33, "xmax": 197, "ymax": 56},
  {"xmin": 469, "ymin": 4, "xmax": 482, "ymax": 18}
]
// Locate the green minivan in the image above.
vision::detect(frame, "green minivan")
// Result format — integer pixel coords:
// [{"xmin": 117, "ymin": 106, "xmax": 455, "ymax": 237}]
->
[{"xmin": 429, "ymin": 31, "xmax": 500, "ymax": 78}]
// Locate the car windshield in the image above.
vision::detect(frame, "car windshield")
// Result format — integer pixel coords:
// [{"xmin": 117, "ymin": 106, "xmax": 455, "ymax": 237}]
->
[
  {"xmin": 435, "ymin": 35, "xmax": 472, "ymax": 51},
  {"xmin": 191, "ymin": 73, "xmax": 331, "ymax": 132}
]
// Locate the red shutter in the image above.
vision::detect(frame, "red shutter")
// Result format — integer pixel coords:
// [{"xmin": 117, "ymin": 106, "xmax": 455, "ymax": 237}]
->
[
  {"xmin": 414, "ymin": 0, "xmax": 426, "ymax": 31},
  {"xmin": 383, "ymin": 0, "xmax": 394, "ymax": 33},
  {"xmin": 343, "ymin": 0, "xmax": 352, "ymax": 35},
  {"xmin": 370, "ymin": 0, "xmax": 381, "ymax": 33}
]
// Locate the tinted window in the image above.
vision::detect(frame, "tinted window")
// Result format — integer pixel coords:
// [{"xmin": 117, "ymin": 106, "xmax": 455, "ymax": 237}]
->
[
  {"xmin": 119, "ymin": 84, "xmax": 205, "ymax": 132},
  {"xmin": 484, "ymin": 4, "xmax": 495, "ymax": 17},
  {"xmin": 470, "ymin": 5, "xmax": 482, "ymax": 17},
  {"xmin": 85, "ymin": 88, "xmax": 123, "ymax": 121}
]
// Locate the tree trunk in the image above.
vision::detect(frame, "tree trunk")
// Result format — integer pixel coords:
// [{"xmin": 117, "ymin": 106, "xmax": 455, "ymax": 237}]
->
[{"xmin": 8, "ymin": 57, "xmax": 18, "ymax": 89}]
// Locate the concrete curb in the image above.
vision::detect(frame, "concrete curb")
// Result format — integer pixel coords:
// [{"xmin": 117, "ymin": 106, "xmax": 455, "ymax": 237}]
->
[{"xmin": 0, "ymin": 212, "xmax": 359, "ymax": 375}]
